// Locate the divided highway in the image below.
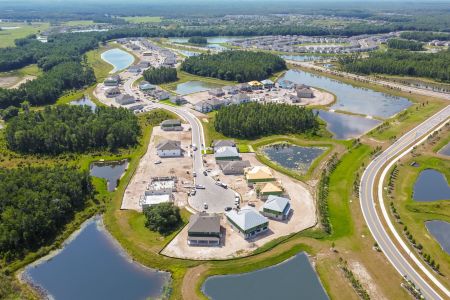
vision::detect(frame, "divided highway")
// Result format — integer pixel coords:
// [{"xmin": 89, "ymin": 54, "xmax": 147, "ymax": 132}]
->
[{"xmin": 360, "ymin": 105, "xmax": 450, "ymax": 300}]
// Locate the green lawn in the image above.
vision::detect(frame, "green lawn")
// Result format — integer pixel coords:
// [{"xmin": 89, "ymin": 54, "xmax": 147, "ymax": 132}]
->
[
  {"xmin": 63, "ymin": 20, "xmax": 96, "ymax": 26},
  {"xmin": 120, "ymin": 16, "xmax": 162, "ymax": 23},
  {"xmin": 85, "ymin": 46, "xmax": 114, "ymax": 81},
  {"xmin": 160, "ymin": 70, "xmax": 232, "ymax": 92},
  {"xmin": 0, "ymin": 22, "xmax": 49, "ymax": 48}
]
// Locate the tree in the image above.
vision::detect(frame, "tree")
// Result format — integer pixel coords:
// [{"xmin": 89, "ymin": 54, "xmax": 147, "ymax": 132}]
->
[
  {"xmin": 143, "ymin": 66, "xmax": 177, "ymax": 84},
  {"xmin": 188, "ymin": 36, "xmax": 207, "ymax": 45},
  {"xmin": 143, "ymin": 202, "xmax": 182, "ymax": 235},
  {"xmin": 0, "ymin": 106, "xmax": 19, "ymax": 121}
]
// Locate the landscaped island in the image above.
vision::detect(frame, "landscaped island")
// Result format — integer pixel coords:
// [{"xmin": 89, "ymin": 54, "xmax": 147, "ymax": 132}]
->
[
  {"xmin": 188, "ymin": 36, "xmax": 207, "ymax": 45},
  {"xmin": 181, "ymin": 50, "xmax": 287, "ymax": 82},
  {"xmin": 143, "ymin": 66, "xmax": 178, "ymax": 84}
]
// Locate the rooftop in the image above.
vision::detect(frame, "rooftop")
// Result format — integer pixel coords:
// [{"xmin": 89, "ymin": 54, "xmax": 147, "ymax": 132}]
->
[
  {"xmin": 188, "ymin": 212, "xmax": 221, "ymax": 234},
  {"xmin": 214, "ymin": 146, "xmax": 239, "ymax": 158},
  {"xmin": 226, "ymin": 206, "xmax": 268, "ymax": 231},
  {"xmin": 156, "ymin": 139, "xmax": 181, "ymax": 151},
  {"xmin": 245, "ymin": 166, "xmax": 274, "ymax": 181},
  {"xmin": 263, "ymin": 195, "xmax": 290, "ymax": 213},
  {"xmin": 260, "ymin": 182, "xmax": 283, "ymax": 194}
]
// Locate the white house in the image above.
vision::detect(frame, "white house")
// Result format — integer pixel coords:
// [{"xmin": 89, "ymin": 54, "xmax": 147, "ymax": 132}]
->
[{"xmin": 156, "ymin": 139, "xmax": 182, "ymax": 157}]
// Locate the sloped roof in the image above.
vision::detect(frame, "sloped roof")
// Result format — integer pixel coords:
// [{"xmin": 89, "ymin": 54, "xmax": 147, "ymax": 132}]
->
[
  {"xmin": 226, "ymin": 206, "xmax": 268, "ymax": 231},
  {"xmin": 188, "ymin": 212, "xmax": 221, "ymax": 234},
  {"xmin": 220, "ymin": 160, "xmax": 251, "ymax": 173},
  {"xmin": 156, "ymin": 139, "xmax": 181, "ymax": 151},
  {"xmin": 263, "ymin": 195, "xmax": 290, "ymax": 213},
  {"xmin": 261, "ymin": 79, "xmax": 274, "ymax": 85},
  {"xmin": 214, "ymin": 146, "xmax": 239, "ymax": 158},
  {"xmin": 260, "ymin": 182, "xmax": 283, "ymax": 194},
  {"xmin": 161, "ymin": 119, "xmax": 181, "ymax": 127},
  {"xmin": 213, "ymin": 140, "xmax": 236, "ymax": 148},
  {"xmin": 245, "ymin": 166, "xmax": 274, "ymax": 181}
]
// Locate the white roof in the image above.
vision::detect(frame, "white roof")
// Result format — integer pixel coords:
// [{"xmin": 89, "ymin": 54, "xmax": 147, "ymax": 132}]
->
[
  {"xmin": 226, "ymin": 206, "xmax": 268, "ymax": 231},
  {"xmin": 214, "ymin": 146, "xmax": 239, "ymax": 158},
  {"xmin": 142, "ymin": 194, "xmax": 171, "ymax": 206},
  {"xmin": 263, "ymin": 195, "xmax": 290, "ymax": 213}
]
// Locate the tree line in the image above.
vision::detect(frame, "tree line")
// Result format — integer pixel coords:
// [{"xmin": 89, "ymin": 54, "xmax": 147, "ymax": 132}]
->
[
  {"xmin": 214, "ymin": 102, "xmax": 319, "ymax": 139},
  {"xmin": 0, "ymin": 166, "xmax": 93, "ymax": 261},
  {"xmin": 387, "ymin": 38, "xmax": 424, "ymax": 51},
  {"xmin": 399, "ymin": 31, "xmax": 450, "ymax": 42},
  {"xmin": 143, "ymin": 66, "xmax": 178, "ymax": 84},
  {"xmin": 6, "ymin": 105, "xmax": 141, "ymax": 154},
  {"xmin": 340, "ymin": 49, "xmax": 450, "ymax": 82},
  {"xmin": 181, "ymin": 51, "xmax": 286, "ymax": 82},
  {"xmin": 188, "ymin": 36, "xmax": 207, "ymax": 44}
]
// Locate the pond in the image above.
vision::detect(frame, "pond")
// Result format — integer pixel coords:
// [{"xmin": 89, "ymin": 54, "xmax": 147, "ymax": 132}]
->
[
  {"xmin": 69, "ymin": 97, "xmax": 97, "ymax": 112},
  {"xmin": 413, "ymin": 169, "xmax": 450, "ymax": 202},
  {"xmin": 439, "ymin": 142, "xmax": 450, "ymax": 157},
  {"xmin": 281, "ymin": 55, "xmax": 324, "ymax": 62},
  {"xmin": 90, "ymin": 160, "xmax": 128, "ymax": 192},
  {"xmin": 262, "ymin": 143, "xmax": 326, "ymax": 174},
  {"xmin": 425, "ymin": 220, "xmax": 450, "ymax": 255},
  {"xmin": 177, "ymin": 49, "xmax": 201, "ymax": 57},
  {"xmin": 174, "ymin": 80, "xmax": 222, "ymax": 95},
  {"xmin": 279, "ymin": 70, "xmax": 412, "ymax": 118},
  {"xmin": 202, "ymin": 252, "xmax": 329, "ymax": 300},
  {"xmin": 101, "ymin": 48, "xmax": 134, "ymax": 73},
  {"xmin": 24, "ymin": 217, "xmax": 170, "ymax": 300},
  {"xmin": 317, "ymin": 110, "xmax": 381, "ymax": 140}
]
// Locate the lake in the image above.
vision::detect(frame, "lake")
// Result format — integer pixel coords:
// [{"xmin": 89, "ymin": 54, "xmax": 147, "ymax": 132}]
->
[
  {"xmin": 174, "ymin": 80, "xmax": 222, "ymax": 95},
  {"xmin": 101, "ymin": 48, "xmax": 134, "ymax": 73},
  {"xmin": 202, "ymin": 252, "xmax": 329, "ymax": 300},
  {"xmin": 413, "ymin": 169, "xmax": 450, "ymax": 202},
  {"xmin": 439, "ymin": 142, "xmax": 450, "ymax": 157},
  {"xmin": 90, "ymin": 160, "xmax": 128, "ymax": 192},
  {"xmin": 317, "ymin": 110, "xmax": 381, "ymax": 140},
  {"xmin": 262, "ymin": 143, "xmax": 326, "ymax": 173},
  {"xmin": 279, "ymin": 70, "xmax": 412, "ymax": 118},
  {"xmin": 70, "ymin": 97, "xmax": 97, "ymax": 112},
  {"xmin": 281, "ymin": 55, "xmax": 324, "ymax": 62},
  {"xmin": 24, "ymin": 217, "xmax": 170, "ymax": 300},
  {"xmin": 426, "ymin": 220, "xmax": 450, "ymax": 255}
]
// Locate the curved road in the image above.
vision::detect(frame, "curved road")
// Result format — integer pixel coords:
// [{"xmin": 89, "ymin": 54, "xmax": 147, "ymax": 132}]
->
[{"xmin": 360, "ymin": 105, "xmax": 450, "ymax": 300}]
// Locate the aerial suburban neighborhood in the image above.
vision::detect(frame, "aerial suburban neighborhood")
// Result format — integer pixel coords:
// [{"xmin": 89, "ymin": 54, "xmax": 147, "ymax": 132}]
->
[{"xmin": 0, "ymin": 1, "xmax": 449, "ymax": 300}]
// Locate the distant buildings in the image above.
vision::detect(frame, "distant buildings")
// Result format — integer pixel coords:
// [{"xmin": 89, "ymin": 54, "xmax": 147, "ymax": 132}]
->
[
  {"xmin": 128, "ymin": 66, "xmax": 142, "ymax": 74},
  {"xmin": 187, "ymin": 213, "xmax": 221, "ymax": 246},
  {"xmin": 261, "ymin": 79, "xmax": 275, "ymax": 89},
  {"xmin": 248, "ymin": 80, "xmax": 263, "ymax": 90},
  {"xmin": 296, "ymin": 86, "xmax": 314, "ymax": 98},
  {"xmin": 156, "ymin": 139, "xmax": 183, "ymax": 157},
  {"xmin": 170, "ymin": 96, "xmax": 188, "ymax": 105},
  {"xmin": 209, "ymin": 88, "xmax": 225, "ymax": 97}
]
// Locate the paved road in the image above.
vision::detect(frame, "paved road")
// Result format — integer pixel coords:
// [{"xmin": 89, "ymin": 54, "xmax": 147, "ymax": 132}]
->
[{"xmin": 360, "ymin": 105, "xmax": 450, "ymax": 300}]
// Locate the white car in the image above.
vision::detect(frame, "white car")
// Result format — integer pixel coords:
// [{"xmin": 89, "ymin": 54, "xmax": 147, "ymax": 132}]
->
[
  {"xmin": 195, "ymin": 184, "xmax": 205, "ymax": 189},
  {"xmin": 154, "ymin": 160, "xmax": 162, "ymax": 164}
]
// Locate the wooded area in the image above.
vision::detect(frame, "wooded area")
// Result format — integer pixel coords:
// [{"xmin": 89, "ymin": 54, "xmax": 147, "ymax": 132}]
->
[
  {"xmin": 387, "ymin": 38, "xmax": 424, "ymax": 51},
  {"xmin": 181, "ymin": 51, "xmax": 286, "ymax": 82},
  {"xmin": 143, "ymin": 66, "xmax": 178, "ymax": 84},
  {"xmin": 214, "ymin": 102, "xmax": 319, "ymax": 139},
  {"xmin": 187, "ymin": 36, "xmax": 207, "ymax": 44},
  {"xmin": 0, "ymin": 166, "xmax": 93, "ymax": 260},
  {"xmin": 399, "ymin": 31, "xmax": 450, "ymax": 42},
  {"xmin": 6, "ymin": 105, "xmax": 141, "ymax": 154}
]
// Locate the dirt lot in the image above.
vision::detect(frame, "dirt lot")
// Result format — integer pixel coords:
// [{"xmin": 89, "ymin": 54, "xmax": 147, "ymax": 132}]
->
[
  {"xmin": 0, "ymin": 75, "xmax": 35, "ymax": 89},
  {"xmin": 121, "ymin": 124, "xmax": 194, "ymax": 211},
  {"xmin": 161, "ymin": 152, "xmax": 316, "ymax": 259}
]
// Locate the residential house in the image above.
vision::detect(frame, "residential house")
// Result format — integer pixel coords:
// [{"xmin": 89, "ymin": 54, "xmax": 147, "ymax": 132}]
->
[
  {"xmin": 170, "ymin": 96, "xmax": 188, "ymax": 105},
  {"xmin": 104, "ymin": 75, "xmax": 121, "ymax": 87},
  {"xmin": 260, "ymin": 195, "xmax": 291, "ymax": 220},
  {"xmin": 156, "ymin": 139, "xmax": 182, "ymax": 157},
  {"xmin": 194, "ymin": 100, "xmax": 213, "ymax": 113},
  {"xmin": 222, "ymin": 86, "xmax": 239, "ymax": 95},
  {"xmin": 231, "ymin": 93, "xmax": 250, "ymax": 105},
  {"xmin": 150, "ymin": 90, "xmax": 171, "ymax": 100},
  {"xmin": 209, "ymin": 88, "xmax": 225, "ymax": 97},
  {"xmin": 187, "ymin": 213, "xmax": 221, "ymax": 246},
  {"xmin": 128, "ymin": 66, "xmax": 142, "ymax": 74},
  {"xmin": 237, "ymin": 83, "xmax": 252, "ymax": 92},
  {"xmin": 248, "ymin": 80, "xmax": 263, "ymax": 90},
  {"xmin": 137, "ymin": 61, "xmax": 151, "ymax": 69},
  {"xmin": 296, "ymin": 87, "xmax": 314, "ymax": 98},
  {"xmin": 245, "ymin": 166, "xmax": 275, "ymax": 184},
  {"xmin": 219, "ymin": 160, "xmax": 251, "ymax": 175},
  {"xmin": 115, "ymin": 94, "xmax": 136, "ymax": 105},
  {"xmin": 289, "ymin": 94, "xmax": 301, "ymax": 103},
  {"xmin": 139, "ymin": 81, "xmax": 156, "ymax": 92},
  {"xmin": 214, "ymin": 146, "xmax": 240, "ymax": 161},
  {"xmin": 258, "ymin": 182, "xmax": 283, "ymax": 199},
  {"xmin": 277, "ymin": 79, "xmax": 294, "ymax": 89},
  {"xmin": 161, "ymin": 119, "xmax": 183, "ymax": 131},
  {"xmin": 261, "ymin": 79, "xmax": 275, "ymax": 89},
  {"xmin": 105, "ymin": 87, "xmax": 121, "ymax": 98},
  {"xmin": 212, "ymin": 140, "xmax": 236, "ymax": 149},
  {"xmin": 226, "ymin": 207, "xmax": 269, "ymax": 239}
]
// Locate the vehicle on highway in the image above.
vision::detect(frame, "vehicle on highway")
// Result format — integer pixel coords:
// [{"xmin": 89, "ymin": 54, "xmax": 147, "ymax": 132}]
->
[
  {"xmin": 196, "ymin": 184, "xmax": 205, "ymax": 189},
  {"xmin": 224, "ymin": 206, "xmax": 232, "ymax": 212},
  {"xmin": 154, "ymin": 160, "xmax": 162, "ymax": 164}
]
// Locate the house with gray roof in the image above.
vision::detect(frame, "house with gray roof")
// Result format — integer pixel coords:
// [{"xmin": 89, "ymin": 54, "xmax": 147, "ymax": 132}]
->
[
  {"xmin": 161, "ymin": 119, "xmax": 182, "ymax": 131},
  {"xmin": 188, "ymin": 212, "xmax": 221, "ymax": 246},
  {"xmin": 139, "ymin": 81, "xmax": 156, "ymax": 92},
  {"xmin": 209, "ymin": 88, "xmax": 225, "ymax": 97},
  {"xmin": 115, "ymin": 94, "xmax": 135, "ymax": 105},
  {"xmin": 222, "ymin": 86, "xmax": 239, "ymax": 95},
  {"xmin": 212, "ymin": 140, "xmax": 236, "ymax": 149},
  {"xmin": 296, "ymin": 87, "xmax": 314, "ymax": 98},
  {"xmin": 261, "ymin": 79, "xmax": 275, "ymax": 89},
  {"xmin": 156, "ymin": 139, "xmax": 182, "ymax": 157},
  {"xmin": 231, "ymin": 93, "xmax": 250, "ymax": 105},
  {"xmin": 104, "ymin": 75, "xmax": 121, "ymax": 86},
  {"xmin": 105, "ymin": 87, "xmax": 121, "ymax": 98},
  {"xmin": 219, "ymin": 160, "xmax": 251, "ymax": 175},
  {"xmin": 226, "ymin": 207, "xmax": 269, "ymax": 239},
  {"xmin": 128, "ymin": 66, "xmax": 142, "ymax": 74},
  {"xmin": 261, "ymin": 195, "xmax": 291, "ymax": 220},
  {"xmin": 214, "ymin": 146, "xmax": 239, "ymax": 161}
]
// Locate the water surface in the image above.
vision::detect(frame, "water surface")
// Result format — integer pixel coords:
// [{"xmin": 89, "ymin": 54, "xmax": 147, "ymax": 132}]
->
[
  {"xmin": 317, "ymin": 110, "xmax": 381, "ymax": 140},
  {"xmin": 90, "ymin": 160, "xmax": 128, "ymax": 191},
  {"xmin": 439, "ymin": 142, "xmax": 450, "ymax": 157},
  {"xmin": 70, "ymin": 97, "xmax": 97, "ymax": 112},
  {"xmin": 425, "ymin": 220, "xmax": 450, "ymax": 255},
  {"xmin": 413, "ymin": 169, "xmax": 450, "ymax": 202},
  {"xmin": 25, "ymin": 217, "xmax": 169, "ymax": 300},
  {"xmin": 262, "ymin": 143, "xmax": 326, "ymax": 173},
  {"xmin": 279, "ymin": 70, "xmax": 412, "ymax": 118},
  {"xmin": 101, "ymin": 48, "xmax": 134, "ymax": 73},
  {"xmin": 202, "ymin": 252, "xmax": 329, "ymax": 300},
  {"xmin": 174, "ymin": 80, "xmax": 222, "ymax": 95}
]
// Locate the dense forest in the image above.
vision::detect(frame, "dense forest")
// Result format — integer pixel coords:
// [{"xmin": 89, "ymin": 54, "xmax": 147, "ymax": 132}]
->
[
  {"xmin": 214, "ymin": 102, "xmax": 319, "ymax": 138},
  {"xmin": 340, "ymin": 49, "xmax": 450, "ymax": 82},
  {"xmin": 143, "ymin": 66, "xmax": 178, "ymax": 84},
  {"xmin": 188, "ymin": 36, "xmax": 207, "ymax": 44},
  {"xmin": 399, "ymin": 31, "xmax": 450, "ymax": 42},
  {"xmin": 0, "ymin": 166, "xmax": 93, "ymax": 260},
  {"xmin": 181, "ymin": 51, "xmax": 286, "ymax": 82},
  {"xmin": 387, "ymin": 38, "xmax": 424, "ymax": 51},
  {"xmin": 6, "ymin": 105, "xmax": 140, "ymax": 154}
]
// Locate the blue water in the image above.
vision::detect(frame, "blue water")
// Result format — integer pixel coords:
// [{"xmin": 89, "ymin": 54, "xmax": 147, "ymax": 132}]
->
[
  {"xmin": 25, "ymin": 217, "xmax": 169, "ymax": 300},
  {"xmin": 174, "ymin": 80, "xmax": 222, "ymax": 95},
  {"xmin": 413, "ymin": 169, "xmax": 450, "ymax": 202},
  {"xmin": 317, "ymin": 110, "xmax": 381, "ymax": 140},
  {"xmin": 70, "ymin": 97, "xmax": 97, "ymax": 112},
  {"xmin": 101, "ymin": 48, "xmax": 134, "ymax": 73},
  {"xmin": 439, "ymin": 142, "xmax": 450, "ymax": 157},
  {"xmin": 426, "ymin": 220, "xmax": 450, "ymax": 255},
  {"xmin": 203, "ymin": 252, "xmax": 329, "ymax": 300},
  {"xmin": 279, "ymin": 70, "xmax": 412, "ymax": 118},
  {"xmin": 90, "ymin": 160, "xmax": 128, "ymax": 191}
]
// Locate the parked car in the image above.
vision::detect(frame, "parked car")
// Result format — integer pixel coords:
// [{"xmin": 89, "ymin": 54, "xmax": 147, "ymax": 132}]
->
[
  {"xmin": 190, "ymin": 189, "xmax": 196, "ymax": 196},
  {"xmin": 204, "ymin": 203, "xmax": 208, "ymax": 209},
  {"xmin": 196, "ymin": 184, "xmax": 205, "ymax": 189},
  {"xmin": 234, "ymin": 196, "xmax": 240, "ymax": 205},
  {"xmin": 193, "ymin": 172, "xmax": 197, "ymax": 177},
  {"xmin": 154, "ymin": 160, "xmax": 161, "ymax": 164},
  {"xmin": 224, "ymin": 206, "xmax": 232, "ymax": 212},
  {"xmin": 215, "ymin": 181, "xmax": 228, "ymax": 188},
  {"xmin": 248, "ymin": 203, "xmax": 256, "ymax": 207},
  {"xmin": 203, "ymin": 170, "xmax": 208, "ymax": 176}
]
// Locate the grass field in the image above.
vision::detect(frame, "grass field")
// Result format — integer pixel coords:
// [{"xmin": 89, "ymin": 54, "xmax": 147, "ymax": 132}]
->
[
  {"xmin": 0, "ymin": 22, "xmax": 49, "ymax": 48},
  {"xmin": 120, "ymin": 16, "xmax": 162, "ymax": 23},
  {"xmin": 160, "ymin": 70, "xmax": 233, "ymax": 92},
  {"xmin": 0, "ymin": 64, "xmax": 42, "ymax": 88},
  {"xmin": 62, "ymin": 20, "xmax": 96, "ymax": 26},
  {"xmin": 85, "ymin": 45, "xmax": 115, "ymax": 81}
]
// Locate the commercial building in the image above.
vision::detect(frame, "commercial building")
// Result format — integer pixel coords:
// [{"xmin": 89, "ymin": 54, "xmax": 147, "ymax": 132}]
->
[
  {"xmin": 226, "ymin": 206, "xmax": 269, "ymax": 239},
  {"xmin": 260, "ymin": 195, "xmax": 291, "ymax": 220},
  {"xmin": 156, "ymin": 139, "xmax": 182, "ymax": 157},
  {"xmin": 187, "ymin": 213, "xmax": 221, "ymax": 246},
  {"xmin": 248, "ymin": 81, "xmax": 263, "ymax": 90}
]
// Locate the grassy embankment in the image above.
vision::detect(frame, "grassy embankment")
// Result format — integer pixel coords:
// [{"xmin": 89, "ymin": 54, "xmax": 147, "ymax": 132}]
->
[
  {"xmin": 0, "ymin": 64, "xmax": 42, "ymax": 88},
  {"xmin": 0, "ymin": 22, "xmax": 49, "ymax": 48},
  {"xmin": 159, "ymin": 70, "xmax": 233, "ymax": 92}
]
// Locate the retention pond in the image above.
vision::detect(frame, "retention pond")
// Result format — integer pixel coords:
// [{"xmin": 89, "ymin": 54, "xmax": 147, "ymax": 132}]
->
[
  {"xmin": 90, "ymin": 160, "xmax": 128, "ymax": 192},
  {"xmin": 413, "ymin": 169, "xmax": 450, "ymax": 202}
]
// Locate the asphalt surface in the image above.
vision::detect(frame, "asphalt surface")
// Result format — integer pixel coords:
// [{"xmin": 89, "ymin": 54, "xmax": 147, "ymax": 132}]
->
[{"xmin": 360, "ymin": 105, "xmax": 450, "ymax": 300}]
